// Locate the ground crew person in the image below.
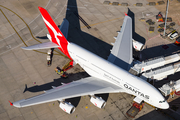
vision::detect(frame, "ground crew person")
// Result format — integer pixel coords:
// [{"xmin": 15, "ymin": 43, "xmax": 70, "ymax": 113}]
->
[
  {"xmin": 60, "ymin": 69, "xmax": 67, "ymax": 78},
  {"xmin": 170, "ymin": 87, "xmax": 175, "ymax": 98},
  {"xmin": 60, "ymin": 70, "xmax": 64, "ymax": 75},
  {"xmin": 55, "ymin": 68, "xmax": 60, "ymax": 75}
]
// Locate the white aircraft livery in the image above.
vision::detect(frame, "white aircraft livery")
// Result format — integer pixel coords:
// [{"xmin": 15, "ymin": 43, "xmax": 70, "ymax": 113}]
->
[{"xmin": 9, "ymin": 7, "xmax": 169, "ymax": 114}]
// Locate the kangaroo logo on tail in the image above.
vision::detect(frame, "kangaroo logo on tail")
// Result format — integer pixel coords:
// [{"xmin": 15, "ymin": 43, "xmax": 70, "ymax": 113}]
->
[
  {"xmin": 42, "ymin": 16, "xmax": 64, "ymax": 52},
  {"xmin": 38, "ymin": 7, "xmax": 72, "ymax": 60}
]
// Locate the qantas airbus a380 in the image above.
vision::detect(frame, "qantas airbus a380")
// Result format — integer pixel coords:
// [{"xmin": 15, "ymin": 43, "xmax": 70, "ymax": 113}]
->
[{"xmin": 9, "ymin": 7, "xmax": 169, "ymax": 114}]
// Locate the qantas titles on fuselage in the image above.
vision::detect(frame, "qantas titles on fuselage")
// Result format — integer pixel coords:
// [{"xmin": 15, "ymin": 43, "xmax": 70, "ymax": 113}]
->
[
  {"xmin": 124, "ymin": 84, "xmax": 149, "ymax": 100},
  {"xmin": 104, "ymin": 73, "xmax": 149, "ymax": 100}
]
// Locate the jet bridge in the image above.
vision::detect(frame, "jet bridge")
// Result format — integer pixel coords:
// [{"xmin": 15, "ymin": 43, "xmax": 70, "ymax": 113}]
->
[
  {"xmin": 159, "ymin": 80, "xmax": 180, "ymax": 97},
  {"xmin": 130, "ymin": 53, "xmax": 180, "ymax": 75},
  {"xmin": 139, "ymin": 61, "xmax": 180, "ymax": 81}
]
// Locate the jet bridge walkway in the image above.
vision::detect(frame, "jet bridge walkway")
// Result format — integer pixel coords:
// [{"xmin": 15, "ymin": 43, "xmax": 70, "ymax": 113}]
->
[
  {"xmin": 130, "ymin": 53, "xmax": 180, "ymax": 76},
  {"xmin": 140, "ymin": 62, "xmax": 180, "ymax": 81}
]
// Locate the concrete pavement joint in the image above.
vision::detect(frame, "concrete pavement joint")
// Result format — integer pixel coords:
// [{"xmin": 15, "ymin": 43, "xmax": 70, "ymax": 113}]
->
[
  {"xmin": 108, "ymin": 97, "xmax": 129, "ymax": 119},
  {"xmin": 81, "ymin": 16, "xmax": 123, "ymax": 29}
]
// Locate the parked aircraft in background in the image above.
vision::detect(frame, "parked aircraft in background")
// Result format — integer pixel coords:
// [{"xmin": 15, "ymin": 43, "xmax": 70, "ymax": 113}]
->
[{"xmin": 9, "ymin": 7, "xmax": 169, "ymax": 114}]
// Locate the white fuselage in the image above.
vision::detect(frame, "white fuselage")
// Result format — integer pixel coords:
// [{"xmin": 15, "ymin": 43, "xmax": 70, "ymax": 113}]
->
[{"xmin": 67, "ymin": 42, "xmax": 169, "ymax": 109}]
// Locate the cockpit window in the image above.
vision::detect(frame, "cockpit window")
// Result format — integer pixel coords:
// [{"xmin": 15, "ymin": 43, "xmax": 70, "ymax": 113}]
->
[{"xmin": 159, "ymin": 100, "xmax": 166, "ymax": 103}]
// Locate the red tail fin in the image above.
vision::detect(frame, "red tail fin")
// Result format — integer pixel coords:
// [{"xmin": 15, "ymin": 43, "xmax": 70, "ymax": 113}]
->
[{"xmin": 38, "ymin": 7, "xmax": 72, "ymax": 60}]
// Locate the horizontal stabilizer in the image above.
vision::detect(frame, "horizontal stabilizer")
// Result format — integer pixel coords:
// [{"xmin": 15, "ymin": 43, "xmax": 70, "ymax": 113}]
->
[{"xmin": 21, "ymin": 42, "xmax": 59, "ymax": 50}]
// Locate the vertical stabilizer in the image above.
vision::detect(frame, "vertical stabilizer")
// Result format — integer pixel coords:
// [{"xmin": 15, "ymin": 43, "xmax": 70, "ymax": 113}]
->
[{"xmin": 38, "ymin": 7, "xmax": 72, "ymax": 60}]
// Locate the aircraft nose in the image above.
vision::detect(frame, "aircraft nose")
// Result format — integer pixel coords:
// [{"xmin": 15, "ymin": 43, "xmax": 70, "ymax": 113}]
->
[{"xmin": 162, "ymin": 101, "xmax": 169, "ymax": 109}]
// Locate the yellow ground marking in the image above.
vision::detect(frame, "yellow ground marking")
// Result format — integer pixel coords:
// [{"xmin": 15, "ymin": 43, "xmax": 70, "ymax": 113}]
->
[
  {"xmin": 80, "ymin": 17, "xmax": 122, "ymax": 29},
  {"xmin": 85, "ymin": 106, "xmax": 88, "ymax": 109}
]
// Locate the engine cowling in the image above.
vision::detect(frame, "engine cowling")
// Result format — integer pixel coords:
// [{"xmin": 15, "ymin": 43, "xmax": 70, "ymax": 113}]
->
[
  {"xmin": 132, "ymin": 40, "xmax": 144, "ymax": 51},
  {"xmin": 90, "ymin": 96, "xmax": 106, "ymax": 108},
  {"xmin": 59, "ymin": 101, "xmax": 75, "ymax": 114}
]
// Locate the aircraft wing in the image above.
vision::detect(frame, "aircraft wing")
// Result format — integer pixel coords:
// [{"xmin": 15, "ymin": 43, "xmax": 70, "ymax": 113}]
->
[
  {"xmin": 108, "ymin": 15, "xmax": 133, "ymax": 71},
  {"xmin": 12, "ymin": 77, "xmax": 123, "ymax": 108},
  {"xmin": 21, "ymin": 42, "xmax": 59, "ymax": 50}
]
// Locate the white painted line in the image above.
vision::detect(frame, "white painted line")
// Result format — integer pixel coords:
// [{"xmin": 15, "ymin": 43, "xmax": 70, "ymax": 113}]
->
[
  {"xmin": 55, "ymin": 0, "xmax": 68, "ymax": 19},
  {"xmin": 0, "ymin": 43, "xmax": 23, "ymax": 55},
  {"xmin": 33, "ymin": 25, "xmax": 38, "ymax": 29}
]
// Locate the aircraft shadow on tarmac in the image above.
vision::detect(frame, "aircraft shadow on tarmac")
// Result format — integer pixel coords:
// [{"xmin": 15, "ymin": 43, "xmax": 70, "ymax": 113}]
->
[
  {"xmin": 23, "ymin": 72, "xmax": 89, "ymax": 93},
  {"xmin": 141, "ymin": 43, "xmax": 180, "ymax": 60},
  {"xmin": 36, "ymin": 36, "xmax": 48, "ymax": 39},
  {"xmin": 65, "ymin": 0, "xmax": 112, "ymax": 59}
]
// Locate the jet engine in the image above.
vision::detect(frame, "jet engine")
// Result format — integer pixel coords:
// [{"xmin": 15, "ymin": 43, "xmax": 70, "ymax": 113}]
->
[
  {"xmin": 59, "ymin": 101, "xmax": 75, "ymax": 114},
  {"xmin": 90, "ymin": 96, "xmax": 106, "ymax": 108},
  {"xmin": 132, "ymin": 39, "xmax": 144, "ymax": 51}
]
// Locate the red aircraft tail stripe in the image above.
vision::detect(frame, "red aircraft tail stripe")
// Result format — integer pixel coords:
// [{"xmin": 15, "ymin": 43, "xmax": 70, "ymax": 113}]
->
[{"xmin": 38, "ymin": 7, "xmax": 72, "ymax": 60}]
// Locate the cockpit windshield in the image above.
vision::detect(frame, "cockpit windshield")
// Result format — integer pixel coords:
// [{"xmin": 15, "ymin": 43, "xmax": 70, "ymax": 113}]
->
[{"xmin": 159, "ymin": 100, "xmax": 166, "ymax": 103}]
